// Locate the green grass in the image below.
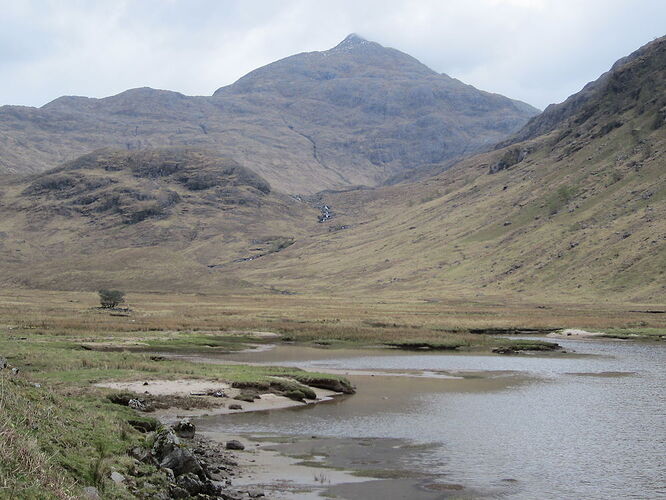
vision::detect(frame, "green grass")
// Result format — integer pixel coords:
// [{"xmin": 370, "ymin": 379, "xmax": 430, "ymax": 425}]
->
[{"xmin": 0, "ymin": 374, "xmax": 168, "ymax": 499}]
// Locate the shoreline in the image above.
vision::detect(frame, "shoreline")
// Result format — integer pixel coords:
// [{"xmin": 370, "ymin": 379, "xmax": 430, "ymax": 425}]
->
[{"xmin": 96, "ymin": 378, "xmax": 343, "ymax": 423}]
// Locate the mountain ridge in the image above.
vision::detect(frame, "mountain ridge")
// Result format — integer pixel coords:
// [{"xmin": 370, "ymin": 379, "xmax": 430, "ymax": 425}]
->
[{"xmin": 0, "ymin": 35, "xmax": 538, "ymax": 194}]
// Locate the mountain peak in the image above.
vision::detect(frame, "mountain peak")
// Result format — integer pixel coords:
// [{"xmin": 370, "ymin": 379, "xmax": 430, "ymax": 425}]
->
[{"xmin": 333, "ymin": 33, "xmax": 370, "ymax": 50}]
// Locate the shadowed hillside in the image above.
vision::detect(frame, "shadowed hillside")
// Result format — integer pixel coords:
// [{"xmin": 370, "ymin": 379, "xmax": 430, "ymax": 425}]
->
[{"xmin": 0, "ymin": 35, "xmax": 537, "ymax": 194}]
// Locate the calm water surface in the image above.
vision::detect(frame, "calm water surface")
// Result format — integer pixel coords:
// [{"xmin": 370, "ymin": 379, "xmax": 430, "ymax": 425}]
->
[{"xmin": 196, "ymin": 339, "xmax": 666, "ymax": 499}]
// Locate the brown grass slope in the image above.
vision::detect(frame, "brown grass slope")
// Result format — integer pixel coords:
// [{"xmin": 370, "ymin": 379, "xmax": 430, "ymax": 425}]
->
[
  {"xmin": 0, "ymin": 35, "xmax": 537, "ymax": 194},
  {"xmin": 0, "ymin": 148, "xmax": 321, "ymax": 292},
  {"xmin": 231, "ymin": 36, "xmax": 666, "ymax": 302}
]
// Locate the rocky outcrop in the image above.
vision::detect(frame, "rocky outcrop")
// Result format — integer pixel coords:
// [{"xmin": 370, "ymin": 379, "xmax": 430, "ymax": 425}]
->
[{"xmin": 489, "ymin": 147, "xmax": 531, "ymax": 174}]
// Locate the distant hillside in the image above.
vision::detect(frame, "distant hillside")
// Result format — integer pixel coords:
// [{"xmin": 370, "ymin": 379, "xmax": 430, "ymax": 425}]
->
[
  {"xmin": 0, "ymin": 149, "xmax": 319, "ymax": 291},
  {"xmin": 0, "ymin": 34, "xmax": 537, "ymax": 194}
]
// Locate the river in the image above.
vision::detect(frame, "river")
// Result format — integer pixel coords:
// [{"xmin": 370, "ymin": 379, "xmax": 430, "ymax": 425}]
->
[{"xmin": 194, "ymin": 339, "xmax": 666, "ymax": 499}]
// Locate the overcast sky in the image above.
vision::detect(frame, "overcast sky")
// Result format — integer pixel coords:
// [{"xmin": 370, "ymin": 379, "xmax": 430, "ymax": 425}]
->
[{"xmin": 1, "ymin": 0, "xmax": 664, "ymax": 110}]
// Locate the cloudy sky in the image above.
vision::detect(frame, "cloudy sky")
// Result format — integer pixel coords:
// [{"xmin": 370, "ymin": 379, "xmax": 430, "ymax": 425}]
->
[{"xmin": 1, "ymin": 0, "xmax": 664, "ymax": 109}]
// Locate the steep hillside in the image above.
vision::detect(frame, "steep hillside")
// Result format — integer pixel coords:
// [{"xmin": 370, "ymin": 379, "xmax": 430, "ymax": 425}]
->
[
  {"xmin": 227, "ymin": 36, "xmax": 666, "ymax": 302},
  {"xmin": 0, "ymin": 35, "xmax": 537, "ymax": 194},
  {"xmin": 0, "ymin": 149, "xmax": 319, "ymax": 291}
]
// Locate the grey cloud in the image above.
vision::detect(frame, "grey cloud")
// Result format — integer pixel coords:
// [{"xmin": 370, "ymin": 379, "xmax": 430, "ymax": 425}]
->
[{"xmin": 0, "ymin": 0, "xmax": 664, "ymax": 109}]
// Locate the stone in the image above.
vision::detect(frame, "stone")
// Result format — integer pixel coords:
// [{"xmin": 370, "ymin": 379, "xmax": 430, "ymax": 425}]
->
[
  {"xmin": 163, "ymin": 467, "xmax": 175, "ymax": 482},
  {"xmin": 0, "ymin": 357, "xmax": 6, "ymax": 369},
  {"xmin": 82, "ymin": 486, "xmax": 101, "ymax": 499},
  {"xmin": 225, "ymin": 440, "xmax": 245, "ymax": 451},
  {"xmin": 173, "ymin": 418, "xmax": 195, "ymax": 439},
  {"xmin": 169, "ymin": 485, "xmax": 190, "ymax": 499},
  {"xmin": 152, "ymin": 428, "xmax": 204, "ymax": 477},
  {"xmin": 128, "ymin": 398, "xmax": 147, "ymax": 411},
  {"xmin": 110, "ymin": 471, "xmax": 125, "ymax": 484},
  {"xmin": 176, "ymin": 472, "xmax": 204, "ymax": 495},
  {"xmin": 130, "ymin": 446, "xmax": 156, "ymax": 464},
  {"xmin": 228, "ymin": 403, "xmax": 243, "ymax": 410},
  {"xmin": 159, "ymin": 447, "xmax": 204, "ymax": 477}
]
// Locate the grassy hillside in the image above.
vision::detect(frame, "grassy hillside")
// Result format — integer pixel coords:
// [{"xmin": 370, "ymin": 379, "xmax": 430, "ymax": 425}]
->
[
  {"xmin": 0, "ymin": 149, "xmax": 321, "ymax": 292},
  {"xmin": 233, "ymin": 36, "xmax": 666, "ymax": 302}
]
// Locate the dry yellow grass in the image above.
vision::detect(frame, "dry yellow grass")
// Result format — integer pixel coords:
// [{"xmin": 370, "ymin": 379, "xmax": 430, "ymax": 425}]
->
[{"xmin": 1, "ymin": 289, "xmax": 664, "ymax": 340}]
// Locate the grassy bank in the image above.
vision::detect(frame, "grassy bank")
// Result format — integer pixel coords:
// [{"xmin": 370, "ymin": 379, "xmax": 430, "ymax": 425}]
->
[{"xmin": 0, "ymin": 372, "xmax": 170, "ymax": 499}]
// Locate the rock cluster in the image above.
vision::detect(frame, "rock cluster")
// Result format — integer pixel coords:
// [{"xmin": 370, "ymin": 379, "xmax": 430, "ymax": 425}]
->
[{"xmin": 128, "ymin": 422, "xmax": 259, "ymax": 499}]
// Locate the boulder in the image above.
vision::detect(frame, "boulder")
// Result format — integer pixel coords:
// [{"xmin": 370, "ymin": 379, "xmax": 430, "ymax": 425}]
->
[
  {"xmin": 176, "ymin": 472, "xmax": 204, "ymax": 495},
  {"xmin": 110, "ymin": 471, "xmax": 125, "ymax": 484},
  {"xmin": 228, "ymin": 403, "xmax": 243, "ymax": 410},
  {"xmin": 0, "ymin": 357, "xmax": 6, "ymax": 369},
  {"xmin": 128, "ymin": 398, "xmax": 147, "ymax": 411},
  {"xmin": 225, "ymin": 440, "xmax": 245, "ymax": 451},
  {"xmin": 151, "ymin": 428, "xmax": 204, "ymax": 477},
  {"xmin": 173, "ymin": 418, "xmax": 195, "ymax": 439}
]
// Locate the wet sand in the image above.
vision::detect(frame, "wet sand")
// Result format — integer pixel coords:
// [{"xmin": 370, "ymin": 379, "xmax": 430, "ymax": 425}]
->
[{"xmin": 95, "ymin": 378, "xmax": 340, "ymax": 421}]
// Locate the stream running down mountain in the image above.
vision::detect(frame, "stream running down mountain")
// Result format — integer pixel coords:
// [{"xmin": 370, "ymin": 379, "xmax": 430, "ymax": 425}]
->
[{"xmin": 194, "ymin": 340, "xmax": 666, "ymax": 499}]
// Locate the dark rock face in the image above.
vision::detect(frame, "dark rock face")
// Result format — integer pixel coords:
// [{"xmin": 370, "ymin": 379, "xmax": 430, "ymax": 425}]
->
[
  {"xmin": 0, "ymin": 35, "xmax": 537, "ymax": 193},
  {"xmin": 489, "ymin": 147, "xmax": 531, "ymax": 174}
]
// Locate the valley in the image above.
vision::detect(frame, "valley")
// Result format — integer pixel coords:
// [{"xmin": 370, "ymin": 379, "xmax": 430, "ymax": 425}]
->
[{"xmin": 0, "ymin": 25, "xmax": 664, "ymax": 500}]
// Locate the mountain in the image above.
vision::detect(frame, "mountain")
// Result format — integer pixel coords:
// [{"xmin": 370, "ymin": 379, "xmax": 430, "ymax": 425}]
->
[
  {"xmin": 234, "ymin": 36, "xmax": 664, "ymax": 301},
  {"xmin": 0, "ymin": 36, "xmax": 662, "ymax": 301},
  {"xmin": 0, "ymin": 34, "xmax": 538, "ymax": 194}
]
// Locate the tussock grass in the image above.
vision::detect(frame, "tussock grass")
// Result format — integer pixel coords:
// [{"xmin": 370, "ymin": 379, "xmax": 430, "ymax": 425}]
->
[{"xmin": 0, "ymin": 373, "xmax": 164, "ymax": 499}]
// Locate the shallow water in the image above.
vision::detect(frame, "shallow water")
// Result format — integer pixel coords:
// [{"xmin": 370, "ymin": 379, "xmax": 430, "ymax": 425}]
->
[{"xmin": 195, "ymin": 340, "xmax": 666, "ymax": 499}]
